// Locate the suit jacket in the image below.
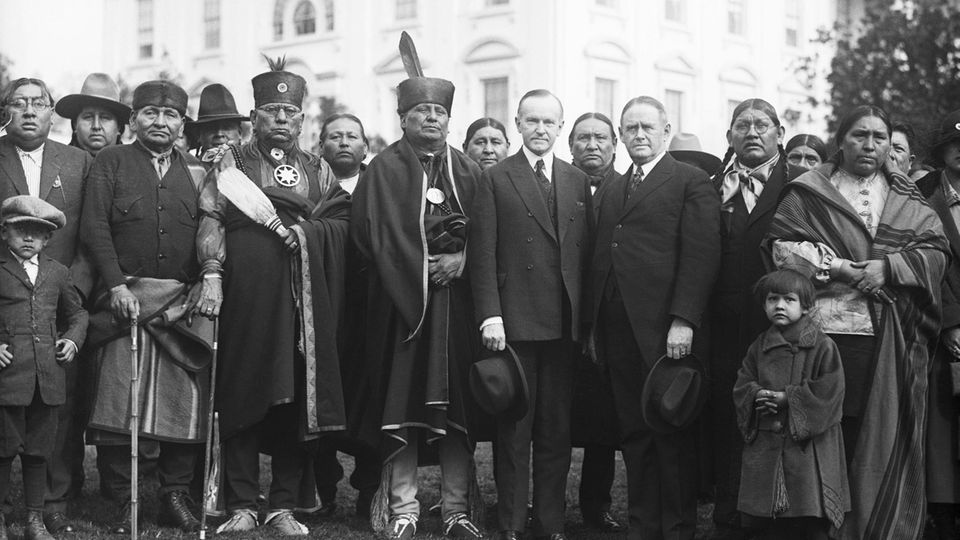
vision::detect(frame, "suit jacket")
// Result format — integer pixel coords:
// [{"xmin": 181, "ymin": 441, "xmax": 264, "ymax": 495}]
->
[
  {"xmin": 0, "ymin": 136, "xmax": 93, "ymax": 294},
  {"xmin": 0, "ymin": 249, "xmax": 88, "ymax": 406},
  {"xmin": 917, "ymin": 170, "xmax": 960, "ymax": 329},
  {"xmin": 469, "ymin": 150, "xmax": 593, "ymax": 342},
  {"xmin": 589, "ymin": 153, "xmax": 721, "ymax": 362}
]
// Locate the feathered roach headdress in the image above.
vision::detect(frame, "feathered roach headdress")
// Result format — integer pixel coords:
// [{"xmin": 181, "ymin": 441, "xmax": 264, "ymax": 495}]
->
[
  {"xmin": 396, "ymin": 31, "xmax": 454, "ymax": 115},
  {"xmin": 251, "ymin": 54, "xmax": 307, "ymax": 108}
]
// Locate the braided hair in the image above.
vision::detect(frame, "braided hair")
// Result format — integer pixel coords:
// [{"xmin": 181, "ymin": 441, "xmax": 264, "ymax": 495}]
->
[{"xmin": 717, "ymin": 98, "xmax": 789, "ymax": 179}]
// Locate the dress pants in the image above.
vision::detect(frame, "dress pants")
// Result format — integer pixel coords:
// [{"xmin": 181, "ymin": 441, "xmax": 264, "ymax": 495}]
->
[
  {"xmin": 44, "ymin": 360, "xmax": 86, "ymax": 513},
  {"xmin": 578, "ymin": 444, "xmax": 615, "ymax": 519},
  {"xmin": 315, "ymin": 432, "xmax": 380, "ymax": 505},
  {"xmin": 496, "ymin": 339, "xmax": 574, "ymax": 536},
  {"xmin": 223, "ymin": 404, "xmax": 311, "ymax": 511},
  {"xmin": 601, "ymin": 295, "xmax": 697, "ymax": 540},
  {"xmin": 98, "ymin": 441, "xmax": 200, "ymax": 499},
  {"xmin": 389, "ymin": 428, "xmax": 470, "ymax": 519}
]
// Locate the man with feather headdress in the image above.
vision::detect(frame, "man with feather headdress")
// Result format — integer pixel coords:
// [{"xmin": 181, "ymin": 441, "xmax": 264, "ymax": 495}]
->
[
  {"xmin": 350, "ymin": 33, "xmax": 483, "ymax": 540},
  {"xmin": 196, "ymin": 57, "xmax": 350, "ymax": 536}
]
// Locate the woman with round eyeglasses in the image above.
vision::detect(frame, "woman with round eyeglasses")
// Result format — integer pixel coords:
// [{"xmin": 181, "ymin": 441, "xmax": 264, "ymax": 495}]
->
[
  {"xmin": 708, "ymin": 98, "xmax": 802, "ymax": 539},
  {"xmin": 462, "ymin": 117, "xmax": 509, "ymax": 171},
  {"xmin": 785, "ymin": 133, "xmax": 828, "ymax": 171},
  {"xmin": 768, "ymin": 105, "xmax": 948, "ymax": 539},
  {"xmin": 916, "ymin": 109, "xmax": 960, "ymax": 540}
]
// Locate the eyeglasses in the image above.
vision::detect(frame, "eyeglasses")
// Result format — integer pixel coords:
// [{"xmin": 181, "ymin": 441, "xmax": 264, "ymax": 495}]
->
[
  {"xmin": 5, "ymin": 97, "xmax": 51, "ymax": 112},
  {"xmin": 732, "ymin": 121, "xmax": 773, "ymax": 135},
  {"xmin": 258, "ymin": 104, "xmax": 302, "ymax": 117}
]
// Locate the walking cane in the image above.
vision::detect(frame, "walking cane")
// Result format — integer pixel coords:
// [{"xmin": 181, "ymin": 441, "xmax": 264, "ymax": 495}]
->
[
  {"xmin": 129, "ymin": 318, "xmax": 139, "ymax": 540},
  {"xmin": 199, "ymin": 318, "xmax": 218, "ymax": 540}
]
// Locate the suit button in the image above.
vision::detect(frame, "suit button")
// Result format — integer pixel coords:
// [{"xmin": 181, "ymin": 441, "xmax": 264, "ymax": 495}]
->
[
  {"xmin": 527, "ymin": 212, "xmax": 533, "ymax": 217},
  {"xmin": 526, "ymin": 264, "xmax": 533, "ymax": 270},
  {"xmin": 159, "ymin": 228, "xmax": 166, "ymax": 234},
  {"xmin": 611, "ymin": 242, "xmax": 619, "ymax": 248},
  {"xmin": 615, "ymin": 224, "xmax": 623, "ymax": 230},
  {"xmin": 158, "ymin": 253, "xmax": 166, "ymax": 260},
  {"xmin": 157, "ymin": 205, "xmax": 164, "ymax": 211},
  {"xmin": 526, "ymin": 237, "xmax": 533, "ymax": 243},
  {"xmin": 34, "ymin": 336, "xmax": 40, "ymax": 343}
]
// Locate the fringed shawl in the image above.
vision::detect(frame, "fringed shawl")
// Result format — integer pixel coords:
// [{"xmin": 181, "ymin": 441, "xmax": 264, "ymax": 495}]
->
[{"xmin": 766, "ymin": 167, "xmax": 949, "ymax": 539}]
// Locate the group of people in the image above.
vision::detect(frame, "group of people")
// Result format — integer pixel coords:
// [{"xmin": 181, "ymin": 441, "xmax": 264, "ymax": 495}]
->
[{"xmin": 1, "ymin": 39, "xmax": 960, "ymax": 540}]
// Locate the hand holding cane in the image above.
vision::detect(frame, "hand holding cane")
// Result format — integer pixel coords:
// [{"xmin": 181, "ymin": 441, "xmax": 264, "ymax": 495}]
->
[{"xmin": 199, "ymin": 318, "xmax": 218, "ymax": 539}]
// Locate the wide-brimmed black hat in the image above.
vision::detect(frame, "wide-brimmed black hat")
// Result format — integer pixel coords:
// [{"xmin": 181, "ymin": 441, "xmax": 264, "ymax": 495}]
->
[
  {"xmin": 669, "ymin": 133, "xmax": 721, "ymax": 174},
  {"xmin": 640, "ymin": 354, "xmax": 707, "ymax": 433},
  {"xmin": 56, "ymin": 72, "xmax": 131, "ymax": 121},
  {"xmin": 469, "ymin": 344, "xmax": 528, "ymax": 423},
  {"xmin": 931, "ymin": 109, "xmax": 960, "ymax": 160},
  {"xmin": 185, "ymin": 84, "xmax": 247, "ymax": 136}
]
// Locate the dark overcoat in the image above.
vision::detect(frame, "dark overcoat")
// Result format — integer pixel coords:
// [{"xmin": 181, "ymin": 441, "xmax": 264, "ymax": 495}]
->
[
  {"xmin": 469, "ymin": 151, "xmax": 593, "ymax": 342},
  {"xmin": 0, "ymin": 249, "xmax": 87, "ymax": 406}
]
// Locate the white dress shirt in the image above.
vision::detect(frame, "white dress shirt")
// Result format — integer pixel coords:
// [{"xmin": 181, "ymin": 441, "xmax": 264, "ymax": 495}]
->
[
  {"xmin": 16, "ymin": 144, "xmax": 44, "ymax": 197},
  {"xmin": 339, "ymin": 173, "xmax": 360, "ymax": 195},
  {"xmin": 521, "ymin": 145, "xmax": 555, "ymax": 181}
]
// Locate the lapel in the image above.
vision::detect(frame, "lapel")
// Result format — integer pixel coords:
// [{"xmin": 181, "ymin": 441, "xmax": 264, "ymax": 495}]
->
[
  {"xmin": 553, "ymin": 158, "xmax": 578, "ymax": 242},
  {"xmin": 38, "ymin": 141, "xmax": 62, "ymax": 201},
  {"xmin": 746, "ymin": 160, "xmax": 787, "ymax": 228},
  {"xmin": 0, "ymin": 138, "xmax": 31, "ymax": 196},
  {"xmin": 928, "ymin": 182, "xmax": 960, "ymax": 263},
  {"xmin": 505, "ymin": 151, "xmax": 557, "ymax": 242},
  {"xmin": 619, "ymin": 154, "xmax": 675, "ymax": 220},
  {"xmin": 0, "ymin": 249, "xmax": 33, "ymax": 290}
]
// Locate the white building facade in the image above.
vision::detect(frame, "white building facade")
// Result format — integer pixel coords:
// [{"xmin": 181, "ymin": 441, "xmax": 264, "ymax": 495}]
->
[{"xmin": 100, "ymin": 0, "xmax": 851, "ymax": 161}]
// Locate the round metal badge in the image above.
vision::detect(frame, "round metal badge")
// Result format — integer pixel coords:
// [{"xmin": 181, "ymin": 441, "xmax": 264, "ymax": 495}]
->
[
  {"xmin": 274, "ymin": 164, "xmax": 301, "ymax": 187},
  {"xmin": 270, "ymin": 147, "xmax": 285, "ymax": 161},
  {"xmin": 278, "ymin": 82, "xmax": 288, "ymax": 93},
  {"xmin": 426, "ymin": 187, "xmax": 446, "ymax": 205}
]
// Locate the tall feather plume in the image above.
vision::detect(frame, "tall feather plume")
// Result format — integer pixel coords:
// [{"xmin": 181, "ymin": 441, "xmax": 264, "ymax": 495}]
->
[
  {"xmin": 399, "ymin": 31, "xmax": 424, "ymax": 78},
  {"xmin": 262, "ymin": 54, "xmax": 288, "ymax": 72}
]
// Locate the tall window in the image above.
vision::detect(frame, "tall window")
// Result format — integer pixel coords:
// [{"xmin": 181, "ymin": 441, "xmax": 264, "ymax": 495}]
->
[
  {"xmin": 294, "ymin": 0, "xmax": 317, "ymax": 35},
  {"xmin": 396, "ymin": 0, "xmax": 417, "ymax": 20},
  {"xmin": 273, "ymin": 0, "xmax": 284, "ymax": 40},
  {"xmin": 137, "ymin": 0, "xmax": 154, "ymax": 59},
  {"xmin": 785, "ymin": 0, "xmax": 800, "ymax": 47},
  {"xmin": 203, "ymin": 0, "xmax": 220, "ymax": 49},
  {"xmin": 482, "ymin": 77, "xmax": 509, "ymax": 126},
  {"xmin": 323, "ymin": 0, "xmax": 335, "ymax": 31},
  {"xmin": 595, "ymin": 78, "xmax": 616, "ymax": 122},
  {"xmin": 727, "ymin": 0, "xmax": 745, "ymax": 35},
  {"xmin": 664, "ymin": 90, "xmax": 684, "ymax": 132},
  {"xmin": 664, "ymin": 0, "xmax": 684, "ymax": 23}
]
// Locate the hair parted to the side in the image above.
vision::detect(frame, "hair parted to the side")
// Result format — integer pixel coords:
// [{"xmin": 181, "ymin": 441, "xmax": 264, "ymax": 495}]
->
[
  {"xmin": 567, "ymin": 112, "xmax": 616, "ymax": 148},
  {"xmin": 620, "ymin": 96, "xmax": 667, "ymax": 124},
  {"xmin": 517, "ymin": 89, "xmax": 563, "ymax": 117},
  {"xmin": 753, "ymin": 269, "xmax": 816, "ymax": 310},
  {"xmin": 463, "ymin": 117, "xmax": 509, "ymax": 151},
  {"xmin": 717, "ymin": 97, "xmax": 787, "ymax": 178}
]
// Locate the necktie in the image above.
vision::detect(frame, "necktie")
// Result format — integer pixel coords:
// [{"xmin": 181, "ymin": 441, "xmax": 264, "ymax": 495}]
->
[
  {"xmin": 534, "ymin": 159, "xmax": 550, "ymax": 191},
  {"xmin": 627, "ymin": 167, "xmax": 644, "ymax": 198},
  {"xmin": 155, "ymin": 154, "xmax": 169, "ymax": 180},
  {"xmin": 535, "ymin": 159, "xmax": 557, "ymax": 226}
]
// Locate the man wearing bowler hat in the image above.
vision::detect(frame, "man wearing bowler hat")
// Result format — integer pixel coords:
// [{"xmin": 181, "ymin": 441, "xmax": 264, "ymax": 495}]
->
[
  {"xmin": 587, "ymin": 96, "xmax": 720, "ymax": 540},
  {"xmin": 352, "ymin": 69, "xmax": 483, "ymax": 540},
  {"xmin": 202, "ymin": 58, "xmax": 349, "ymax": 536},
  {"xmin": 0, "ymin": 77, "xmax": 95, "ymax": 533},
  {"xmin": 56, "ymin": 72, "xmax": 130, "ymax": 157},
  {"xmin": 184, "ymin": 83, "xmax": 247, "ymax": 157},
  {"xmin": 81, "ymin": 79, "xmax": 215, "ymax": 534}
]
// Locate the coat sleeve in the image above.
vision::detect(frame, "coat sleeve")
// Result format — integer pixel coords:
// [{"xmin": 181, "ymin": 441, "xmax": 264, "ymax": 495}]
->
[
  {"xmin": 57, "ymin": 269, "xmax": 88, "ymax": 350},
  {"xmin": 468, "ymin": 168, "xmax": 502, "ymax": 326},
  {"xmin": 197, "ymin": 166, "xmax": 226, "ymax": 276},
  {"xmin": 732, "ymin": 339, "xmax": 763, "ymax": 443},
  {"xmin": 785, "ymin": 336, "xmax": 845, "ymax": 441},
  {"xmin": 669, "ymin": 169, "xmax": 721, "ymax": 327},
  {"xmin": 80, "ymin": 152, "xmax": 125, "ymax": 289}
]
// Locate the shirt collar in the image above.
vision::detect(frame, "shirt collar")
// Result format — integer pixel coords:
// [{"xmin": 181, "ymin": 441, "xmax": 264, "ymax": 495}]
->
[
  {"xmin": 15, "ymin": 144, "xmax": 44, "ymax": 160},
  {"xmin": 8, "ymin": 249, "xmax": 38, "ymax": 266},
  {"xmin": 522, "ymin": 145, "xmax": 554, "ymax": 175},
  {"xmin": 636, "ymin": 151, "xmax": 666, "ymax": 177},
  {"xmin": 135, "ymin": 140, "xmax": 173, "ymax": 161}
]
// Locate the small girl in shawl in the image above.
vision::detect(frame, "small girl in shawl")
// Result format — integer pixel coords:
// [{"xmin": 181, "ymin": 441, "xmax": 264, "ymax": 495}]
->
[{"xmin": 733, "ymin": 269, "xmax": 850, "ymax": 540}]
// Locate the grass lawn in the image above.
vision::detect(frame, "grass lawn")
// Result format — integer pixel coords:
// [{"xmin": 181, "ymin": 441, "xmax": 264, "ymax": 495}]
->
[{"xmin": 3, "ymin": 443, "xmax": 721, "ymax": 539}]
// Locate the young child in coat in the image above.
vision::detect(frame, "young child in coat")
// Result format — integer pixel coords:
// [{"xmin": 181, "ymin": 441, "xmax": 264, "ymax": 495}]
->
[
  {"xmin": 0, "ymin": 196, "xmax": 87, "ymax": 540},
  {"xmin": 733, "ymin": 269, "xmax": 849, "ymax": 540}
]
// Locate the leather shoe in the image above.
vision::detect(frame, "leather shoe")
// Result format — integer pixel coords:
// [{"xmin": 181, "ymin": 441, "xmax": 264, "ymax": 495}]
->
[
  {"xmin": 110, "ymin": 502, "xmax": 132, "ymax": 535},
  {"xmin": 158, "ymin": 490, "xmax": 201, "ymax": 531},
  {"xmin": 43, "ymin": 511, "xmax": 75, "ymax": 533},
  {"xmin": 313, "ymin": 501, "xmax": 338, "ymax": 519},
  {"xmin": 24, "ymin": 511, "xmax": 54, "ymax": 540},
  {"xmin": 497, "ymin": 532, "xmax": 521, "ymax": 540},
  {"xmin": 584, "ymin": 510, "xmax": 624, "ymax": 532}
]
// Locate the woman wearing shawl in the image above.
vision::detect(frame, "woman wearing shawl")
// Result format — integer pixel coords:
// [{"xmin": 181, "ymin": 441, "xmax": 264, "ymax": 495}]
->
[{"xmin": 767, "ymin": 105, "xmax": 949, "ymax": 539}]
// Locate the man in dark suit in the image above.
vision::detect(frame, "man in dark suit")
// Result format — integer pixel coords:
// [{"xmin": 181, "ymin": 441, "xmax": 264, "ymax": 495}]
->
[
  {"xmin": 588, "ymin": 96, "xmax": 720, "ymax": 540},
  {"xmin": 0, "ymin": 77, "xmax": 92, "ymax": 534},
  {"xmin": 469, "ymin": 89, "xmax": 593, "ymax": 540}
]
